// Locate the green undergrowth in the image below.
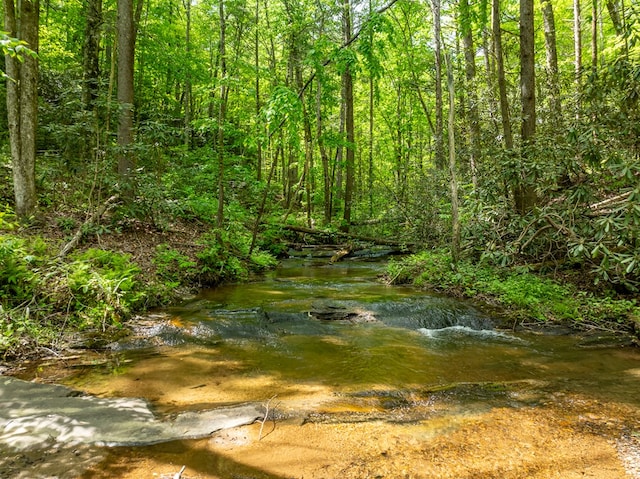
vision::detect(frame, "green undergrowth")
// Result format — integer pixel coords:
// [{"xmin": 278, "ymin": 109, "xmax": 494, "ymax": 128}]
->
[
  {"xmin": 387, "ymin": 250, "xmax": 640, "ymax": 333},
  {"xmin": 0, "ymin": 224, "xmax": 278, "ymax": 359},
  {"xmin": 0, "ymin": 235, "xmax": 147, "ymax": 358}
]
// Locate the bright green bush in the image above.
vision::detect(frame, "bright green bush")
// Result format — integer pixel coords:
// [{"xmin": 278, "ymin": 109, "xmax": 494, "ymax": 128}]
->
[
  {"xmin": 153, "ymin": 244, "xmax": 198, "ymax": 287},
  {"xmin": 387, "ymin": 250, "xmax": 639, "ymax": 329},
  {"xmin": 0, "ymin": 235, "xmax": 47, "ymax": 306},
  {"xmin": 66, "ymin": 249, "xmax": 146, "ymax": 328}
]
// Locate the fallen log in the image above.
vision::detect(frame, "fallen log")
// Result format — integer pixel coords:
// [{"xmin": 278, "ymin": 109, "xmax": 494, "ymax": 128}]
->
[
  {"xmin": 330, "ymin": 245, "xmax": 353, "ymax": 263},
  {"xmin": 282, "ymin": 224, "xmax": 413, "ymax": 248}
]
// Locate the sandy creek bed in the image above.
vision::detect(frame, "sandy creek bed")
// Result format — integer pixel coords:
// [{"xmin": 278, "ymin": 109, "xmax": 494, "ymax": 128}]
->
[{"xmin": 2, "ymin": 257, "xmax": 640, "ymax": 478}]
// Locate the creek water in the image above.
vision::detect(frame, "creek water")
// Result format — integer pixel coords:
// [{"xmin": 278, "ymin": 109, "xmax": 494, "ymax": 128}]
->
[{"xmin": 15, "ymin": 255, "xmax": 640, "ymax": 478}]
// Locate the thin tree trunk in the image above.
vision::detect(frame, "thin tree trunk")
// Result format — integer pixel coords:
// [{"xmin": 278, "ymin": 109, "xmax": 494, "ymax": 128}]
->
[
  {"xmin": 444, "ymin": 50, "xmax": 460, "ymax": 264},
  {"xmin": 574, "ymin": 0, "xmax": 582, "ymax": 91},
  {"xmin": 342, "ymin": 0, "xmax": 355, "ymax": 232},
  {"xmin": 4, "ymin": 0, "xmax": 39, "ymax": 220},
  {"xmin": 255, "ymin": 0, "xmax": 263, "ymax": 181},
  {"xmin": 316, "ymin": 79, "xmax": 332, "ymax": 225},
  {"xmin": 492, "ymin": 0, "xmax": 513, "ymax": 150},
  {"xmin": 541, "ymin": 0, "xmax": 562, "ymax": 123},
  {"xmin": 591, "ymin": 0, "xmax": 598, "ymax": 74},
  {"xmin": 368, "ymin": 0, "xmax": 374, "ymax": 217},
  {"xmin": 460, "ymin": 0, "xmax": 479, "ymax": 190},
  {"xmin": 184, "ymin": 0, "xmax": 192, "ymax": 148},
  {"xmin": 216, "ymin": 0, "xmax": 227, "ymax": 228},
  {"xmin": 432, "ymin": 0, "xmax": 444, "ymax": 169}
]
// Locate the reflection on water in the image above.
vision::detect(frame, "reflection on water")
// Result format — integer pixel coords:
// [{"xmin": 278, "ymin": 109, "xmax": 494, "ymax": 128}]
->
[{"xmin": 54, "ymin": 257, "xmax": 640, "ymax": 416}]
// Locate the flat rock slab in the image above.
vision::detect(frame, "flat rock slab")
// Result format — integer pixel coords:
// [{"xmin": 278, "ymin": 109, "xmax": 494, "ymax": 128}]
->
[{"xmin": 0, "ymin": 376, "xmax": 262, "ymax": 451}]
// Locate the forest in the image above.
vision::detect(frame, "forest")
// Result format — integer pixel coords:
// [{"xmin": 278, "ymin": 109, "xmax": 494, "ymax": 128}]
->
[{"xmin": 2, "ymin": 0, "xmax": 640, "ymax": 356}]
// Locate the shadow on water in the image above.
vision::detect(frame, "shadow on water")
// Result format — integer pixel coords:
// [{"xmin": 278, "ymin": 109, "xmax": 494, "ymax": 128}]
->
[
  {"xmin": 82, "ymin": 440, "xmax": 293, "ymax": 479},
  {"xmin": 10, "ymin": 257, "xmax": 640, "ymax": 478}
]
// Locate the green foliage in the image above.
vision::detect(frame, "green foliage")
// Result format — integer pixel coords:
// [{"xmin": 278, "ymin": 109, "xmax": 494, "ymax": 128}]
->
[
  {"xmin": 196, "ymin": 227, "xmax": 277, "ymax": 285},
  {"xmin": 0, "ymin": 204, "xmax": 18, "ymax": 230},
  {"xmin": 153, "ymin": 244, "xmax": 198, "ymax": 287},
  {"xmin": 388, "ymin": 250, "xmax": 639, "ymax": 329},
  {"xmin": 0, "ymin": 237, "xmax": 149, "ymax": 357},
  {"xmin": 0, "ymin": 235, "xmax": 46, "ymax": 305},
  {"xmin": 65, "ymin": 249, "xmax": 145, "ymax": 328}
]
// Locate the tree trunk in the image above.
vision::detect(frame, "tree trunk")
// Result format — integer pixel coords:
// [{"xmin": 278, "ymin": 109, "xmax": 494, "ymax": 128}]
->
[
  {"xmin": 574, "ymin": 0, "xmax": 582, "ymax": 90},
  {"xmin": 492, "ymin": 0, "xmax": 513, "ymax": 150},
  {"xmin": 368, "ymin": 0, "xmax": 374, "ymax": 217},
  {"xmin": 591, "ymin": 0, "xmax": 598, "ymax": 75},
  {"xmin": 460, "ymin": 0, "xmax": 480, "ymax": 190},
  {"xmin": 4, "ymin": 0, "xmax": 39, "ymax": 220},
  {"xmin": 444, "ymin": 49, "xmax": 460, "ymax": 264},
  {"xmin": 605, "ymin": 0, "xmax": 622, "ymax": 35},
  {"xmin": 255, "ymin": 0, "xmax": 262, "ymax": 181},
  {"xmin": 541, "ymin": 0, "xmax": 562, "ymax": 123},
  {"xmin": 432, "ymin": 0, "xmax": 444, "ymax": 169},
  {"xmin": 517, "ymin": 0, "xmax": 537, "ymax": 214},
  {"xmin": 316, "ymin": 79, "xmax": 332, "ymax": 225},
  {"xmin": 184, "ymin": 0, "xmax": 192, "ymax": 148},
  {"xmin": 117, "ymin": 0, "xmax": 135, "ymax": 182},
  {"xmin": 342, "ymin": 0, "xmax": 355, "ymax": 232},
  {"xmin": 216, "ymin": 0, "xmax": 227, "ymax": 228},
  {"xmin": 82, "ymin": 0, "xmax": 102, "ymax": 109}
]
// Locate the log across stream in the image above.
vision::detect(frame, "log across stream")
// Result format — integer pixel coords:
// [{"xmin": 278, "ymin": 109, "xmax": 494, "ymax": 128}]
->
[{"xmin": 2, "ymin": 254, "xmax": 640, "ymax": 478}]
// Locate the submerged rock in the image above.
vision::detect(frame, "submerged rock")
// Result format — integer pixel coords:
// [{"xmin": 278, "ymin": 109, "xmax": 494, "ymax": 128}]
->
[
  {"xmin": 0, "ymin": 376, "xmax": 262, "ymax": 451},
  {"xmin": 308, "ymin": 302, "xmax": 377, "ymax": 323}
]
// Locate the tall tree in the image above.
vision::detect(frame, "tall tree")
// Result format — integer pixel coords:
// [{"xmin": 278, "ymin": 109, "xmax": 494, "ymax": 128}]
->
[
  {"xmin": 342, "ymin": 0, "xmax": 355, "ymax": 231},
  {"xmin": 254, "ymin": 0, "xmax": 262, "ymax": 181},
  {"xmin": 517, "ymin": 0, "xmax": 537, "ymax": 213},
  {"xmin": 432, "ymin": 0, "xmax": 444, "ymax": 169},
  {"xmin": 184, "ymin": 0, "xmax": 192, "ymax": 148},
  {"xmin": 444, "ymin": 47, "xmax": 460, "ymax": 263},
  {"xmin": 492, "ymin": 0, "xmax": 513, "ymax": 150},
  {"xmin": 216, "ymin": 0, "xmax": 228, "ymax": 228},
  {"xmin": 117, "ymin": 0, "xmax": 135, "ymax": 182},
  {"xmin": 591, "ymin": 0, "xmax": 598, "ymax": 74},
  {"xmin": 4, "ymin": 0, "xmax": 39, "ymax": 220},
  {"xmin": 459, "ymin": 0, "xmax": 480, "ymax": 189},
  {"xmin": 573, "ymin": 0, "xmax": 582, "ymax": 90},
  {"xmin": 541, "ymin": 0, "xmax": 562, "ymax": 123},
  {"xmin": 82, "ymin": 0, "xmax": 102, "ymax": 109}
]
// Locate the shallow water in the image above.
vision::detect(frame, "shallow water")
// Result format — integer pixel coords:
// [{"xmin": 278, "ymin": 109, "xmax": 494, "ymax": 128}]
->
[
  {"xmin": 15, "ymin": 256, "xmax": 640, "ymax": 479},
  {"xmin": 57, "ymin": 258, "xmax": 640, "ymax": 409}
]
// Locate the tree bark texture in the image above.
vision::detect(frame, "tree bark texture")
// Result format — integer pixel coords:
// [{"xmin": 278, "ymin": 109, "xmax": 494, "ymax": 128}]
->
[
  {"xmin": 432, "ymin": 0, "xmax": 444, "ymax": 169},
  {"xmin": 517, "ymin": 0, "xmax": 537, "ymax": 214},
  {"xmin": 541, "ymin": 0, "xmax": 562, "ymax": 123},
  {"xmin": 492, "ymin": 0, "xmax": 513, "ymax": 150},
  {"xmin": 460, "ymin": 0, "xmax": 479, "ymax": 189},
  {"xmin": 216, "ymin": 0, "xmax": 228, "ymax": 228},
  {"xmin": 342, "ymin": 0, "xmax": 355, "ymax": 232},
  {"xmin": 117, "ymin": 0, "xmax": 135, "ymax": 180},
  {"xmin": 4, "ymin": 0, "xmax": 39, "ymax": 220},
  {"xmin": 82, "ymin": 0, "xmax": 102, "ymax": 109}
]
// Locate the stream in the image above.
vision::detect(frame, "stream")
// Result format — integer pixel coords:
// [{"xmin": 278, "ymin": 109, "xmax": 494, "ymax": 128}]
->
[{"xmin": 3, "ymin": 254, "xmax": 640, "ymax": 478}]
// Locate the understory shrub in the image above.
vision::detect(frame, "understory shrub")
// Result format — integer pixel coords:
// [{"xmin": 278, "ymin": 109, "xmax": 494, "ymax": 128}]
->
[
  {"xmin": 0, "ymin": 235, "xmax": 148, "ymax": 357},
  {"xmin": 388, "ymin": 250, "xmax": 639, "ymax": 330}
]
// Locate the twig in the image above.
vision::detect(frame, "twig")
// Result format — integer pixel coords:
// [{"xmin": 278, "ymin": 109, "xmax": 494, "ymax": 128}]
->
[
  {"xmin": 258, "ymin": 394, "xmax": 278, "ymax": 441},
  {"xmin": 58, "ymin": 195, "xmax": 120, "ymax": 258},
  {"xmin": 172, "ymin": 465, "xmax": 186, "ymax": 479}
]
